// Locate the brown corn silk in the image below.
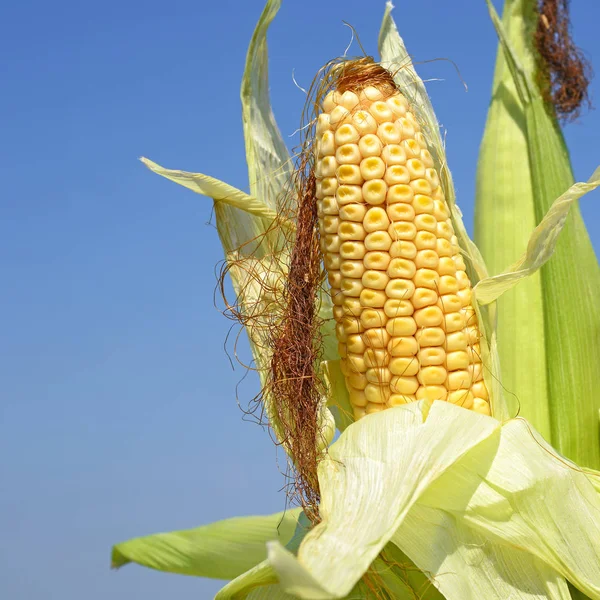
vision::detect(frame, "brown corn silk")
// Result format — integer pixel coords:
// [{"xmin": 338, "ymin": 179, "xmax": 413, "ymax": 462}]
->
[{"xmin": 313, "ymin": 58, "xmax": 491, "ymax": 420}]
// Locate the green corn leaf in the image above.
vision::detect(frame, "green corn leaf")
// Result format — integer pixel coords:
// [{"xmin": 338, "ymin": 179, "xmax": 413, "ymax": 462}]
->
[
  {"xmin": 476, "ymin": 0, "xmax": 600, "ymax": 468},
  {"xmin": 111, "ymin": 509, "xmax": 301, "ymax": 580}
]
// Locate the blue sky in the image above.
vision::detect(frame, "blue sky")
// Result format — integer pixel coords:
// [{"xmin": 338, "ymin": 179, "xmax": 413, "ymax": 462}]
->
[{"xmin": 1, "ymin": 1, "xmax": 598, "ymax": 598}]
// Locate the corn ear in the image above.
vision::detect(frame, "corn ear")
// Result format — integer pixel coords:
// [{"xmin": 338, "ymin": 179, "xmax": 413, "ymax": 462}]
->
[{"xmin": 476, "ymin": 0, "xmax": 600, "ymax": 468}]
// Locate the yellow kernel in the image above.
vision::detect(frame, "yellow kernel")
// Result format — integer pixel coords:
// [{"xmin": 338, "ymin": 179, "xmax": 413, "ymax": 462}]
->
[
  {"xmin": 433, "ymin": 199, "xmax": 449, "ymax": 221},
  {"xmin": 346, "ymin": 334, "xmax": 366, "ymax": 354},
  {"xmin": 416, "ymin": 385, "xmax": 447, "ymax": 401},
  {"xmin": 471, "ymin": 381, "xmax": 488, "ymax": 400},
  {"xmin": 340, "ymin": 260, "xmax": 365, "ymax": 279},
  {"xmin": 348, "ymin": 388, "xmax": 368, "ymax": 408},
  {"xmin": 352, "ymin": 110, "xmax": 378, "ymax": 134},
  {"xmin": 360, "ymin": 156, "xmax": 386, "ymax": 180},
  {"xmin": 414, "ymin": 230, "xmax": 436, "ymax": 250},
  {"xmin": 445, "ymin": 311, "xmax": 466, "ymax": 333},
  {"xmin": 402, "ymin": 138, "xmax": 420, "ymax": 158},
  {"xmin": 341, "ymin": 277, "xmax": 363, "ymax": 297},
  {"xmin": 381, "ymin": 144, "xmax": 407, "ymax": 165},
  {"xmin": 424, "ymin": 168, "xmax": 440, "ymax": 189},
  {"xmin": 462, "ymin": 306, "xmax": 476, "ymax": 327},
  {"xmin": 472, "ymin": 398, "xmax": 491, "ymax": 415},
  {"xmin": 360, "ymin": 308, "xmax": 388, "ymax": 329},
  {"xmin": 388, "ymin": 336, "xmax": 418, "ymax": 356},
  {"xmin": 456, "ymin": 270, "xmax": 470, "ymax": 290},
  {"xmin": 321, "ymin": 177, "xmax": 339, "ymax": 197},
  {"xmin": 321, "ymin": 196, "xmax": 339, "ymax": 215},
  {"xmin": 324, "ymin": 253, "xmax": 341, "ymax": 270},
  {"xmin": 410, "ymin": 179, "xmax": 433, "ymax": 196},
  {"xmin": 389, "ymin": 357, "xmax": 419, "ymax": 376},
  {"xmin": 316, "ymin": 113, "xmax": 331, "ymax": 134},
  {"xmin": 385, "ymin": 278, "xmax": 416, "ymax": 300},
  {"xmin": 388, "ymin": 394, "xmax": 415, "ymax": 406},
  {"xmin": 414, "ymin": 214, "xmax": 437, "ymax": 232},
  {"xmin": 337, "ymin": 164, "xmax": 364, "ymax": 185},
  {"xmin": 366, "ymin": 367, "xmax": 393, "ymax": 384},
  {"xmin": 358, "ymin": 134, "xmax": 383, "ymax": 157},
  {"xmin": 339, "ymin": 222, "xmax": 366, "ymax": 241},
  {"xmin": 390, "ymin": 375, "xmax": 419, "ymax": 395},
  {"xmin": 364, "ymin": 207, "xmax": 390, "ymax": 232},
  {"xmin": 437, "ymin": 221, "xmax": 453, "ymax": 240},
  {"xmin": 377, "ymin": 121, "xmax": 402, "ymax": 144},
  {"xmin": 336, "ymin": 185, "xmax": 363, "ymax": 206},
  {"xmin": 454, "ymin": 254, "xmax": 467, "ymax": 271},
  {"xmin": 446, "ymin": 331, "xmax": 468, "ymax": 352},
  {"xmin": 436, "ymin": 238, "xmax": 453, "ymax": 257},
  {"xmin": 362, "ymin": 270, "xmax": 390, "ymax": 290},
  {"xmin": 418, "ymin": 366, "xmax": 447, "ymax": 385},
  {"xmin": 316, "ymin": 181, "xmax": 324, "ymax": 201},
  {"xmin": 418, "ymin": 347, "xmax": 446, "ymax": 366},
  {"xmin": 420, "ymin": 149, "xmax": 434, "ymax": 167},
  {"xmin": 414, "ymin": 268, "xmax": 440, "ymax": 290},
  {"xmin": 320, "ymin": 156, "xmax": 338, "ymax": 177},
  {"xmin": 387, "ymin": 258, "xmax": 417, "ymax": 279},
  {"xmin": 362, "ymin": 179, "xmax": 388, "ymax": 205},
  {"xmin": 414, "ymin": 249, "xmax": 439, "ymax": 269},
  {"xmin": 364, "ymin": 348, "xmax": 389, "ymax": 368},
  {"xmin": 446, "ymin": 370, "xmax": 470, "ymax": 390},
  {"xmin": 318, "ymin": 131, "xmax": 336, "ymax": 156},
  {"xmin": 414, "ymin": 132, "xmax": 427, "ymax": 147},
  {"xmin": 387, "ymin": 185, "xmax": 414, "ymax": 205},
  {"xmin": 446, "ymin": 350, "xmax": 470, "ymax": 371},
  {"xmin": 340, "ymin": 313, "xmax": 363, "ymax": 333},
  {"xmin": 384, "ymin": 165, "xmax": 410, "ymax": 185},
  {"xmin": 364, "ymin": 383, "xmax": 390, "ymax": 404},
  {"xmin": 339, "ymin": 203, "xmax": 368, "ymax": 222},
  {"xmin": 412, "ymin": 288, "xmax": 438, "ymax": 309},
  {"xmin": 412, "ymin": 194, "xmax": 433, "ymax": 215},
  {"xmin": 438, "ymin": 275, "xmax": 459, "ymax": 295},
  {"xmin": 360, "ymin": 288, "xmax": 387, "ymax": 308},
  {"xmin": 414, "ymin": 305, "xmax": 444, "ymax": 327},
  {"xmin": 323, "ymin": 233, "xmax": 341, "ymax": 253},
  {"xmin": 465, "ymin": 326, "xmax": 480, "ymax": 345},
  {"xmin": 336, "ymin": 143, "xmax": 362, "ymax": 165},
  {"xmin": 336, "ymin": 322, "xmax": 348, "ymax": 342},
  {"xmin": 365, "ymin": 231, "xmax": 392, "ymax": 251},
  {"xmin": 468, "ymin": 363, "xmax": 484, "ymax": 382},
  {"xmin": 336, "ymin": 90, "xmax": 358, "ymax": 110},
  {"xmin": 348, "ymin": 372, "xmax": 368, "ymax": 390},
  {"xmin": 333, "ymin": 306, "xmax": 345, "ymax": 321},
  {"xmin": 322, "ymin": 215, "xmax": 339, "ymax": 234},
  {"xmin": 331, "ymin": 289, "xmax": 344, "ymax": 305},
  {"xmin": 383, "ymin": 298, "xmax": 414, "ymax": 317},
  {"xmin": 447, "ymin": 390, "xmax": 474, "ymax": 409},
  {"xmin": 416, "ymin": 327, "xmax": 445, "ymax": 347},
  {"xmin": 390, "ymin": 240, "xmax": 417, "ymax": 260},
  {"xmin": 406, "ymin": 158, "xmax": 425, "ymax": 178},
  {"xmin": 369, "ymin": 100, "xmax": 394, "ymax": 123},
  {"xmin": 363, "ymin": 327, "xmax": 390, "ymax": 348},
  {"xmin": 339, "ymin": 241, "xmax": 366, "ymax": 260},
  {"xmin": 366, "ymin": 401, "xmax": 387, "ymax": 414},
  {"xmin": 439, "ymin": 294, "xmax": 462, "ymax": 313},
  {"xmin": 386, "ymin": 202, "xmax": 415, "ymax": 222},
  {"xmin": 398, "ymin": 118, "xmax": 415, "ymax": 139},
  {"xmin": 386, "ymin": 94, "xmax": 408, "ymax": 116},
  {"xmin": 353, "ymin": 406, "xmax": 367, "ymax": 420},
  {"xmin": 363, "ymin": 251, "xmax": 391, "ymax": 270},
  {"xmin": 329, "ymin": 105, "xmax": 350, "ymax": 127},
  {"xmin": 386, "ymin": 316, "xmax": 417, "ymax": 337},
  {"xmin": 438, "ymin": 257, "xmax": 456, "ymax": 275},
  {"xmin": 334, "ymin": 123, "xmax": 360, "ymax": 145},
  {"xmin": 388, "ymin": 221, "xmax": 417, "ymax": 241},
  {"xmin": 458, "ymin": 288, "xmax": 472, "ymax": 307}
]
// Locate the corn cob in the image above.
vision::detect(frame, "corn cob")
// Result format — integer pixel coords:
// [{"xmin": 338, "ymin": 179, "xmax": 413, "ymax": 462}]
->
[{"xmin": 315, "ymin": 69, "xmax": 491, "ymax": 420}]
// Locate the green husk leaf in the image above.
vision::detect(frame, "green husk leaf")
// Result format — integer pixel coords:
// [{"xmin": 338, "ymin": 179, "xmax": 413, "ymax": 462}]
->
[
  {"xmin": 111, "ymin": 509, "xmax": 301, "ymax": 580},
  {"xmin": 269, "ymin": 401, "xmax": 600, "ymax": 600},
  {"xmin": 321, "ymin": 360, "xmax": 353, "ymax": 433},
  {"xmin": 477, "ymin": 0, "xmax": 600, "ymax": 468},
  {"xmin": 475, "ymin": 168, "xmax": 600, "ymax": 304}
]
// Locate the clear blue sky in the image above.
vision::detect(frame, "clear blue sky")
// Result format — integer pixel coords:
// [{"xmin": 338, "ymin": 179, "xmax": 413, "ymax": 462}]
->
[{"xmin": 1, "ymin": 1, "xmax": 598, "ymax": 598}]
